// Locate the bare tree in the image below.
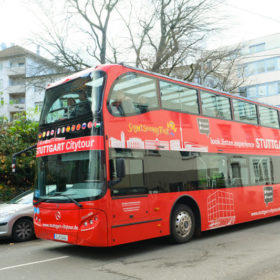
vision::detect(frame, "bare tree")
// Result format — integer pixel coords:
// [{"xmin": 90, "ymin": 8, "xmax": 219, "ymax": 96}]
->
[
  {"xmin": 120, "ymin": 0, "xmax": 222, "ymax": 70},
  {"xmin": 28, "ymin": 0, "xmax": 245, "ymax": 92},
  {"xmin": 117, "ymin": 0, "xmax": 246, "ymax": 92},
  {"xmin": 27, "ymin": 0, "xmax": 90, "ymax": 71},
  {"xmin": 28, "ymin": 0, "xmax": 119, "ymax": 70},
  {"xmin": 67, "ymin": 0, "xmax": 119, "ymax": 64},
  {"xmin": 180, "ymin": 46, "xmax": 247, "ymax": 93}
]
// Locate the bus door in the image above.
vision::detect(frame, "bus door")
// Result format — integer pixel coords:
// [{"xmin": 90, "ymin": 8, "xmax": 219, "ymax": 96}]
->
[{"xmin": 109, "ymin": 153, "xmax": 151, "ymax": 244}]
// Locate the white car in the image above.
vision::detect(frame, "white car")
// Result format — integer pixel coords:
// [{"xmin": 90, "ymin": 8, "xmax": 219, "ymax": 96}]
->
[{"xmin": 0, "ymin": 190, "xmax": 34, "ymax": 242}]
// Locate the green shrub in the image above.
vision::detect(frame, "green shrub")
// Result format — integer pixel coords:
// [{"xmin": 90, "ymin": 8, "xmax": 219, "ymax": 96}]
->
[{"xmin": 0, "ymin": 114, "xmax": 38, "ymax": 201}]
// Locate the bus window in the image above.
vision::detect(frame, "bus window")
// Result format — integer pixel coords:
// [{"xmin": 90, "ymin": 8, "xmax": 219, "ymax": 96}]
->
[
  {"xmin": 232, "ymin": 99, "xmax": 258, "ymax": 125},
  {"xmin": 250, "ymin": 157, "xmax": 273, "ymax": 185},
  {"xmin": 160, "ymin": 81, "xmax": 199, "ymax": 114},
  {"xmin": 108, "ymin": 73, "xmax": 159, "ymax": 116},
  {"xmin": 196, "ymin": 153, "xmax": 228, "ymax": 189},
  {"xmin": 40, "ymin": 71, "xmax": 105, "ymax": 125},
  {"xmin": 229, "ymin": 156, "xmax": 249, "ymax": 187},
  {"xmin": 200, "ymin": 91, "xmax": 231, "ymax": 120},
  {"xmin": 110, "ymin": 158, "xmax": 145, "ymax": 196},
  {"xmin": 258, "ymin": 105, "xmax": 279, "ymax": 128}
]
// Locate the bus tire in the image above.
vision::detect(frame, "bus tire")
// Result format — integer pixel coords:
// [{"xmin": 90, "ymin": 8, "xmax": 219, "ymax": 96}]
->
[{"xmin": 170, "ymin": 204, "xmax": 195, "ymax": 243}]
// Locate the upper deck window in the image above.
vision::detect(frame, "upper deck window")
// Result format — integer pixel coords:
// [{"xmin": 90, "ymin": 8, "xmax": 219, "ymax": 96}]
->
[
  {"xmin": 201, "ymin": 91, "xmax": 231, "ymax": 120},
  {"xmin": 232, "ymin": 99, "xmax": 258, "ymax": 125},
  {"xmin": 160, "ymin": 81, "xmax": 199, "ymax": 114},
  {"xmin": 108, "ymin": 73, "xmax": 159, "ymax": 116},
  {"xmin": 258, "ymin": 105, "xmax": 279, "ymax": 128},
  {"xmin": 39, "ymin": 71, "xmax": 105, "ymax": 125}
]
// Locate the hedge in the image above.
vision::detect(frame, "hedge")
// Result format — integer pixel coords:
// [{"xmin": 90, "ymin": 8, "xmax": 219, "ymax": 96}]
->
[{"xmin": 0, "ymin": 115, "xmax": 38, "ymax": 202}]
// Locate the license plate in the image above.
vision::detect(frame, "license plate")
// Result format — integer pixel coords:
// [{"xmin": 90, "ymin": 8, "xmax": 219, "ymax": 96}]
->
[{"xmin": 54, "ymin": 234, "xmax": 68, "ymax": 241}]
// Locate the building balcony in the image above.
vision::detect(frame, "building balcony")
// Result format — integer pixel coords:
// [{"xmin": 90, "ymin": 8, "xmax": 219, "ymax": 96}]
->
[
  {"xmin": 8, "ymin": 104, "xmax": 25, "ymax": 112},
  {"xmin": 6, "ymin": 84, "xmax": 25, "ymax": 94},
  {"xmin": 7, "ymin": 66, "xmax": 26, "ymax": 77}
]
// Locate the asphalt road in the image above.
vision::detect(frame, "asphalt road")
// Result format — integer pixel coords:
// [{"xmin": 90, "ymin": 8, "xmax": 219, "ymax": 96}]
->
[{"xmin": 1, "ymin": 217, "xmax": 280, "ymax": 280}]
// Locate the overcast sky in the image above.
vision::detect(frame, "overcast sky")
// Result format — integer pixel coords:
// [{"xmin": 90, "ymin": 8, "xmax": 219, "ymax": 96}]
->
[
  {"xmin": 1, "ymin": 0, "xmax": 280, "ymax": 52},
  {"xmin": 216, "ymin": 0, "xmax": 280, "ymax": 46}
]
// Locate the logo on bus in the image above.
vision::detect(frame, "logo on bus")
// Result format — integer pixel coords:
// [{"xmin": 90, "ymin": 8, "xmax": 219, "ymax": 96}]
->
[
  {"xmin": 55, "ymin": 211, "xmax": 61, "ymax": 221},
  {"xmin": 264, "ymin": 186, "xmax": 273, "ymax": 206},
  {"xmin": 197, "ymin": 118, "xmax": 210, "ymax": 136}
]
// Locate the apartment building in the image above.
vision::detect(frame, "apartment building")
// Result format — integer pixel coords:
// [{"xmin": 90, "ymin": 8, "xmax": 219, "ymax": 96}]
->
[
  {"xmin": 238, "ymin": 33, "xmax": 280, "ymax": 106},
  {"xmin": 0, "ymin": 45, "xmax": 68, "ymax": 121}
]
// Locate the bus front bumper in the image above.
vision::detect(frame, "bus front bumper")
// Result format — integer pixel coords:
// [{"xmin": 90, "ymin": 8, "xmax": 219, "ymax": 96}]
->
[{"xmin": 34, "ymin": 209, "xmax": 108, "ymax": 247}]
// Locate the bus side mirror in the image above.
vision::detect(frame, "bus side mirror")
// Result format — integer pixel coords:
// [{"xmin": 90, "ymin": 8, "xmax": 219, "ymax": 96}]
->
[
  {"xmin": 11, "ymin": 144, "xmax": 37, "ymax": 173},
  {"xmin": 116, "ymin": 158, "xmax": 125, "ymax": 178}
]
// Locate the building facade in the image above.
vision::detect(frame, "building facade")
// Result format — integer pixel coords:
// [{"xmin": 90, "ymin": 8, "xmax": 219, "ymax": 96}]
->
[
  {"xmin": 0, "ymin": 45, "xmax": 68, "ymax": 121},
  {"xmin": 238, "ymin": 33, "xmax": 280, "ymax": 106}
]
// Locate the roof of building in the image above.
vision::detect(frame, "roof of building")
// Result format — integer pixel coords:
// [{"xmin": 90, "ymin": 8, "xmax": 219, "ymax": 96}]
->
[
  {"xmin": 0, "ymin": 45, "xmax": 32, "ymax": 59},
  {"xmin": 0, "ymin": 45, "xmax": 62, "ymax": 69}
]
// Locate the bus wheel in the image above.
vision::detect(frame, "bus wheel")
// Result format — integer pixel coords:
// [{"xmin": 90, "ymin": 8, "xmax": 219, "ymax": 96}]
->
[{"xmin": 170, "ymin": 204, "xmax": 195, "ymax": 243}]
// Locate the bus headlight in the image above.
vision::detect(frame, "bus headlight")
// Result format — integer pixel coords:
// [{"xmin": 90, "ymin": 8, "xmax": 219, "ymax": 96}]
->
[{"xmin": 80, "ymin": 215, "xmax": 99, "ymax": 231}]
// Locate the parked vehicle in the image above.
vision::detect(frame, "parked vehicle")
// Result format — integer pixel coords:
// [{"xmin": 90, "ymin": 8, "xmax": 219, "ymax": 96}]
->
[{"xmin": 0, "ymin": 190, "xmax": 34, "ymax": 242}]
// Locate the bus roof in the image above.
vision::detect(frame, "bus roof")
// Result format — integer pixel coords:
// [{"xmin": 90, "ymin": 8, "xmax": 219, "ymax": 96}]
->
[{"xmin": 46, "ymin": 63, "xmax": 280, "ymax": 111}]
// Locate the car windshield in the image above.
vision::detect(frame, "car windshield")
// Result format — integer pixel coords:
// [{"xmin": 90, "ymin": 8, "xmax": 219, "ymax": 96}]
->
[
  {"xmin": 39, "ymin": 70, "xmax": 105, "ymax": 125},
  {"xmin": 8, "ymin": 190, "xmax": 33, "ymax": 205},
  {"xmin": 35, "ymin": 150, "xmax": 105, "ymax": 202}
]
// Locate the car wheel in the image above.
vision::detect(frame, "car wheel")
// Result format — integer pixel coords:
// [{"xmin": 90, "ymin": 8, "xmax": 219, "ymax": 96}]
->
[
  {"xmin": 170, "ymin": 204, "xmax": 195, "ymax": 243},
  {"xmin": 12, "ymin": 219, "xmax": 34, "ymax": 242}
]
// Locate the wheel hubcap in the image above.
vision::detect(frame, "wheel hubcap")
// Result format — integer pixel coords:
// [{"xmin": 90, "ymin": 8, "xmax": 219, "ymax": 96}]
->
[
  {"xmin": 175, "ymin": 211, "xmax": 192, "ymax": 238},
  {"xmin": 15, "ymin": 221, "xmax": 32, "ymax": 240}
]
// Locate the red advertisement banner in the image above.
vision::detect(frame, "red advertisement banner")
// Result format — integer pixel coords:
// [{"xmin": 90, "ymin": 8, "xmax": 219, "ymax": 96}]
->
[{"xmin": 36, "ymin": 136, "xmax": 104, "ymax": 157}]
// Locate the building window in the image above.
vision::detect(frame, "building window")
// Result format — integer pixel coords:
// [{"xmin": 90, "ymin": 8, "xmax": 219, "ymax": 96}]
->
[
  {"xmin": 10, "ymin": 95, "xmax": 25, "ymax": 104},
  {"xmin": 35, "ymin": 102, "xmax": 43, "ymax": 112},
  {"xmin": 240, "ymin": 81, "xmax": 280, "ymax": 98},
  {"xmin": 9, "ymin": 60, "xmax": 25, "ymax": 68},
  {"xmin": 244, "ymin": 57, "xmax": 280, "ymax": 77},
  {"xmin": 277, "ymin": 58, "xmax": 280, "ymax": 69},
  {"xmin": 258, "ymin": 84, "xmax": 266, "ymax": 96},
  {"xmin": 249, "ymin": 43, "xmax": 265, "ymax": 54},
  {"xmin": 267, "ymin": 82, "xmax": 277, "ymax": 96},
  {"xmin": 256, "ymin": 61, "xmax": 265, "ymax": 74},
  {"xmin": 267, "ymin": 58, "xmax": 276, "ymax": 72},
  {"xmin": 247, "ymin": 86, "xmax": 257, "ymax": 98}
]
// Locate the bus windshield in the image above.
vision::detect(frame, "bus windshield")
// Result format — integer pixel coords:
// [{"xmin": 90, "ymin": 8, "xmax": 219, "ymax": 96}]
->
[
  {"xmin": 35, "ymin": 150, "xmax": 105, "ymax": 202},
  {"xmin": 40, "ymin": 70, "xmax": 105, "ymax": 125}
]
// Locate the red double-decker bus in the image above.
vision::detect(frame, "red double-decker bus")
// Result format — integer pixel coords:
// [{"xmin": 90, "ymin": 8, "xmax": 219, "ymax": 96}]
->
[{"xmin": 34, "ymin": 64, "xmax": 280, "ymax": 246}]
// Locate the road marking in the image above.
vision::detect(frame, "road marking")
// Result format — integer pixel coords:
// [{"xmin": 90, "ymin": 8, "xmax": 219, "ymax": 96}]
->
[{"xmin": 0, "ymin": 256, "xmax": 69, "ymax": 271}]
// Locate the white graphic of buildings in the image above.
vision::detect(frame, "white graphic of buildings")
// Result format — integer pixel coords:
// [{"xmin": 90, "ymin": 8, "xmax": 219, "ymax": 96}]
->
[
  {"xmin": 145, "ymin": 138, "xmax": 169, "ymax": 150},
  {"xmin": 207, "ymin": 191, "xmax": 236, "ymax": 229},
  {"xmin": 109, "ymin": 131, "xmax": 126, "ymax": 148},
  {"xmin": 127, "ymin": 137, "xmax": 145, "ymax": 149},
  {"xmin": 170, "ymin": 139, "xmax": 181, "ymax": 151}
]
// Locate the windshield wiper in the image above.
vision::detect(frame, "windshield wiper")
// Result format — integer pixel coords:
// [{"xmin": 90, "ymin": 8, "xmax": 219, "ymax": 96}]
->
[
  {"xmin": 53, "ymin": 192, "xmax": 83, "ymax": 208},
  {"xmin": 33, "ymin": 197, "xmax": 49, "ymax": 205},
  {"xmin": 33, "ymin": 193, "xmax": 83, "ymax": 207}
]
